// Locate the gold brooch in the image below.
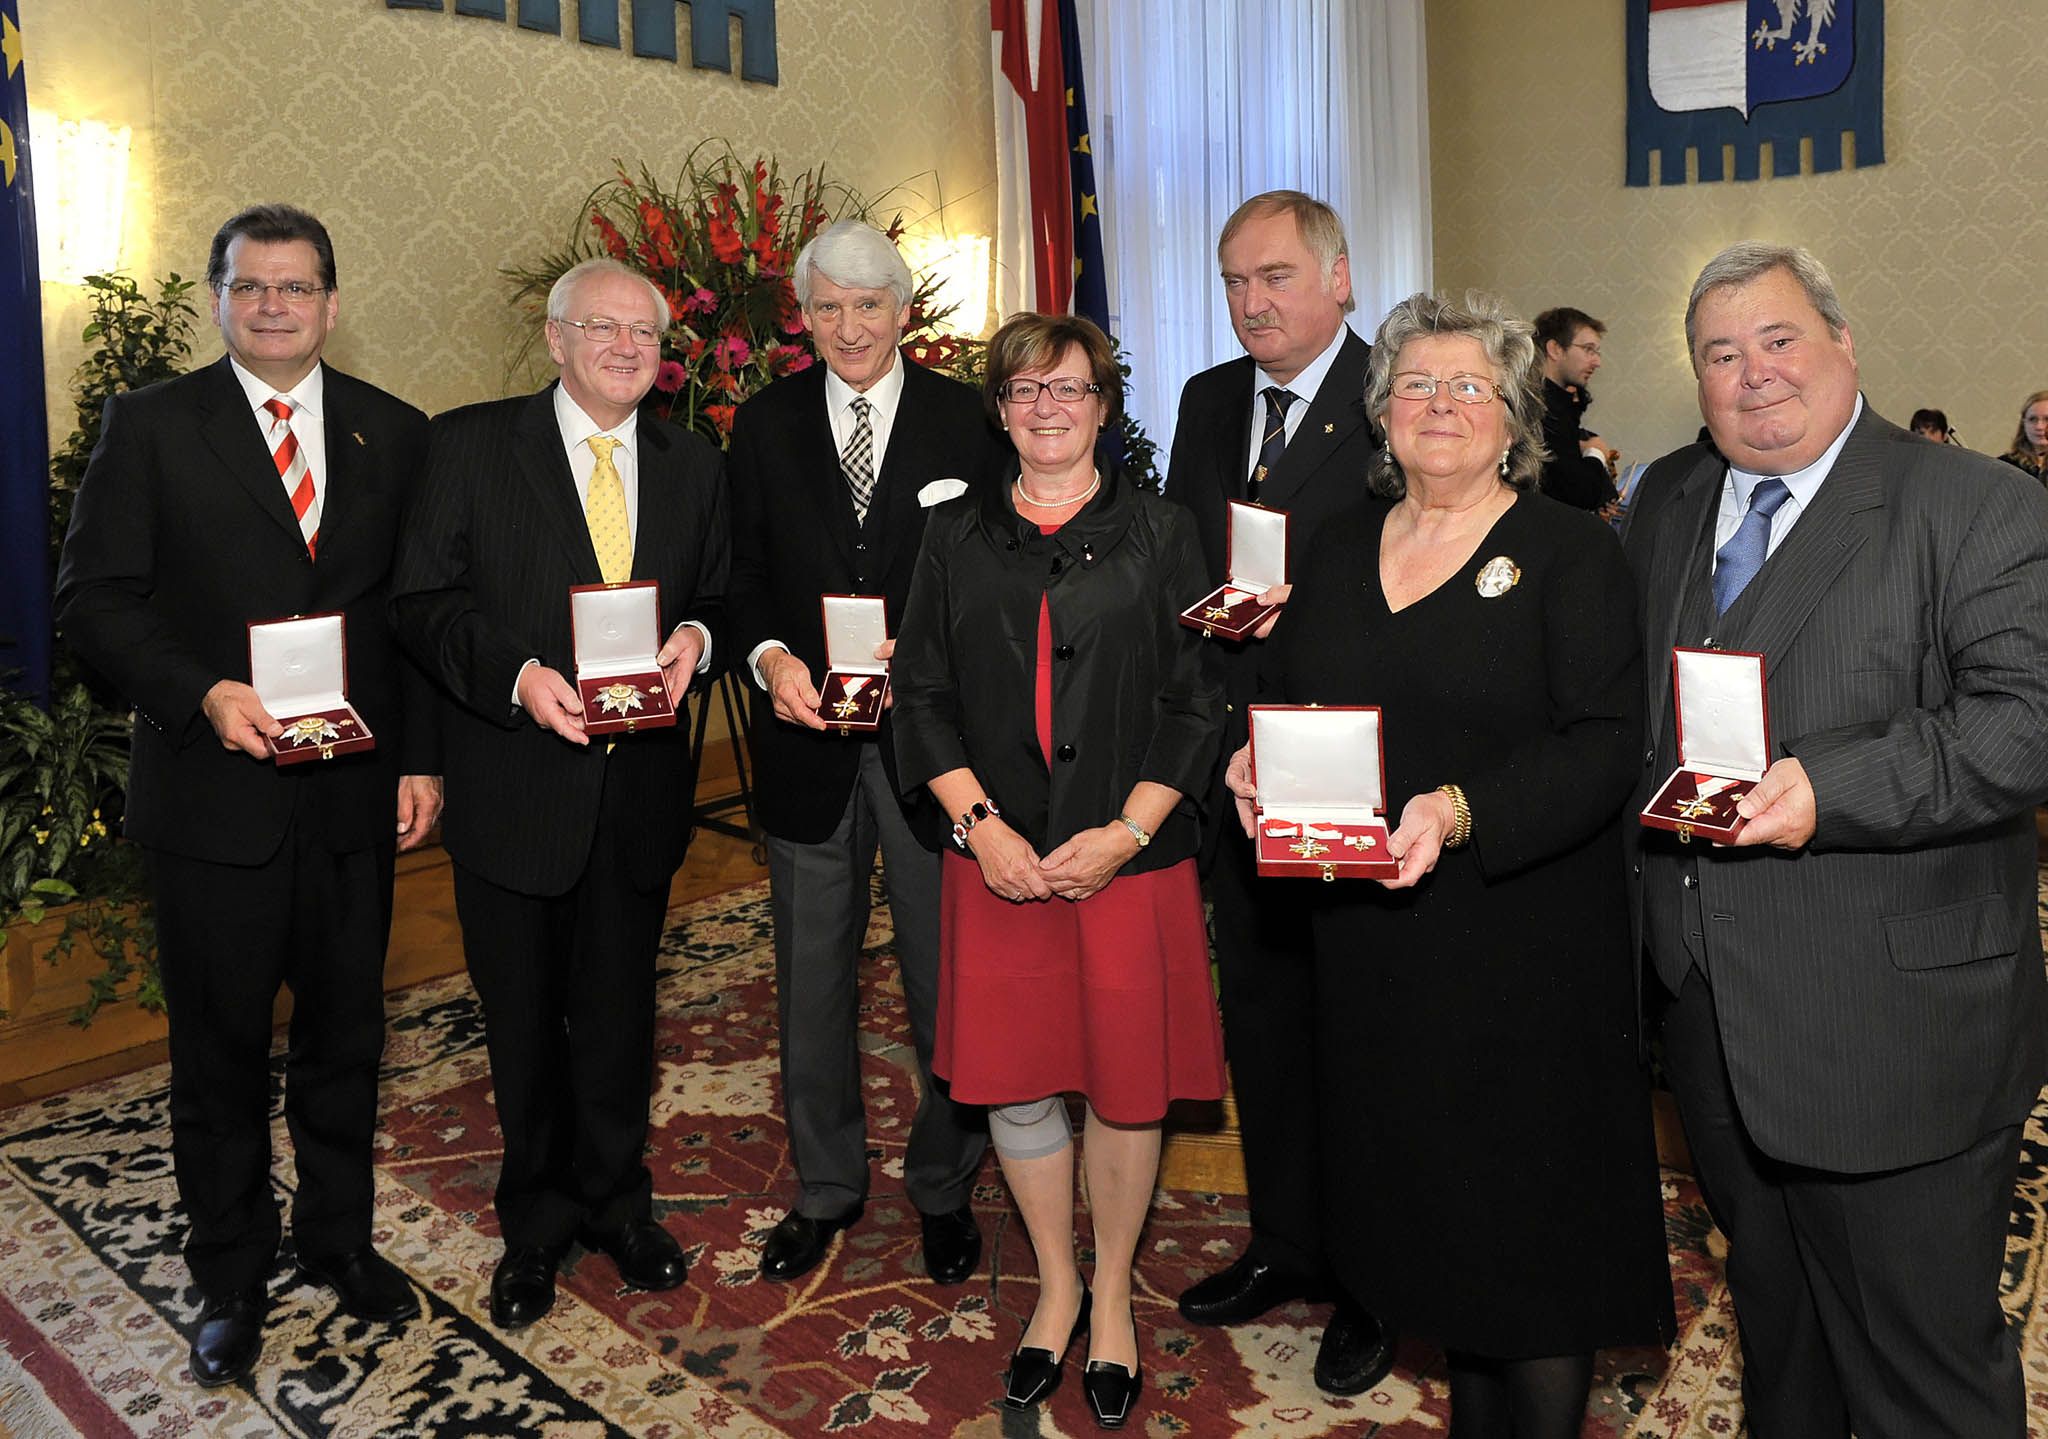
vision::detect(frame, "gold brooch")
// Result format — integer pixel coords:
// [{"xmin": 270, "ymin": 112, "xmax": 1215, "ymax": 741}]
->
[
  {"xmin": 597, "ymin": 682, "xmax": 646, "ymax": 716},
  {"xmin": 1475, "ymin": 556, "xmax": 1521, "ymax": 598},
  {"xmin": 285, "ymin": 715, "xmax": 340, "ymax": 747},
  {"xmin": 1343, "ymin": 834, "xmax": 1376, "ymax": 851}
]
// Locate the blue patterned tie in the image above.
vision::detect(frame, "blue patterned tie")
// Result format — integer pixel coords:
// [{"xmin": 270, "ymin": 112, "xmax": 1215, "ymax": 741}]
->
[
  {"xmin": 1248, "ymin": 387, "xmax": 1297, "ymax": 501},
  {"xmin": 1712, "ymin": 477, "xmax": 1792, "ymax": 615}
]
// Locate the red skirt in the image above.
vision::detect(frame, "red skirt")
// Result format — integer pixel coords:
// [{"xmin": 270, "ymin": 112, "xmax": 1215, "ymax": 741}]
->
[{"xmin": 933, "ymin": 851, "xmax": 1225, "ymax": 1124}]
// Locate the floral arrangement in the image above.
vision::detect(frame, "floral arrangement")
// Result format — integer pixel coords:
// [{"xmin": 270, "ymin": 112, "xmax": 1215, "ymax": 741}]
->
[{"xmin": 507, "ymin": 142, "xmax": 972, "ymax": 444}]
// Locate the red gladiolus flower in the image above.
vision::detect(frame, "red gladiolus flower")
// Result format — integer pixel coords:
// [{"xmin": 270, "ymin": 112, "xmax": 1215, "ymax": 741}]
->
[
  {"xmin": 590, "ymin": 213, "xmax": 630, "ymax": 262},
  {"xmin": 686, "ymin": 337, "xmax": 708, "ymax": 363},
  {"xmin": 708, "ymin": 205, "xmax": 745, "ymax": 265},
  {"xmin": 706, "ymin": 403, "xmax": 737, "ymax": 436}
]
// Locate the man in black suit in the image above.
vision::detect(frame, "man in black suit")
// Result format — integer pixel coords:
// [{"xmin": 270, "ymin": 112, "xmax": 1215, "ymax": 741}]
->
[
  {"xmin": 1532, "ymin": 305, "xmax": 1620, "ymax": 511},
  {"xmin": 1159, "ymin": 190, "xmax": 1392, "ymax": 1395},
  {"xmin": 56, "ymin": 204, "xmax": 439, "ymax": 1387},
  {"xmin": 727, "ymin": 221, "xmax": 992, "ymax": 1285},
  {"xmin": 1629, "ymin": 242, "xmax": 2048, "ymax": 1437},
  {"xmin": 391, "ymin": 258, "xmax": 729, "ymax": 1329}
]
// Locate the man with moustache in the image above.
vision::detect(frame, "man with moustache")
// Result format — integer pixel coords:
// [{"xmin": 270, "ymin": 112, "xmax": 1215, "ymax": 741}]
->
[
  {"xmin": 726, "ymin": 221, "xmax": 993, "ymax": 1284},
  {"xmin": 1532, "ymin": 305, "xmax": 1620, "ymax": 511},
  {"xmin": 1160, "ymin": 190, "xmax": 1393, "ymax": 1395},
  {"xmin": 1629, "ymin": 241, "xmax": 2048, "ymax": 1436},
  {"xmin": 392, "ymin": 257, "xmax": 728, "ymax": 1329},
  {"xmin": 57, "ymin": 203, "xmax": 440, "ymax": 1386}
]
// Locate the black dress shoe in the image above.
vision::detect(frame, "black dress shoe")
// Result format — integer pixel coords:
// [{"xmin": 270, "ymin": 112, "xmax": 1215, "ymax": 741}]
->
[
  {"xmin": 1313, "ymin": 1301, "xmax": 1396, "ymax": 1396},
  {"xmin": 299, "ymin": 1246, "xmax": 421, "ymax": 1323},
  {"xmin": 1080, "ymin": 1359, "xmax": 1143, "ymax": 1429},
  {"xmin": 489, "ymin": 1244, "xmax": 562, "ymax": 1330},
  {"xmin": 1176, "ymin": 1253, "xmax": 1317, "ymax": 1326},
  {"xmin": 190, "ymin": 1289, "xmax": 266, "ymax": 1388},
  {"xmin": 919, "ymin": 1204, "xmax": 981, "ymax": 1286},
  {"xmin": 1002, "ymin": 1284, "xmax": 1089, "ymax": 1409},
  {"xmin": 582, "ymin": 1219, "xmax": 688, "ymax": 1291},
  {"xmin": 759, "ymin": 1207, "xmax": 859, "ymax": 1283}
]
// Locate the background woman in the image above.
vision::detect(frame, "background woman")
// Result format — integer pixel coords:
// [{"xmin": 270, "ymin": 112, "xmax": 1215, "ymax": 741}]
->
[
  {"xmin": 2000, "ymin": 389, "xmax": 2048, "ymax": 480},
  {"xmin": 1228, "ymin": 291, "xmax": 1673, "ymax": 1435},
  {"xmin": 893, "ymin": 313, "xmax": 1224, "ymax": 1430}
]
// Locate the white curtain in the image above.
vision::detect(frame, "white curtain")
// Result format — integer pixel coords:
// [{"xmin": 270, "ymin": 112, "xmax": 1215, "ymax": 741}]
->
[{"xmin": 1067, "ymin": 0, "xmax": 1432, "ymax": 452}]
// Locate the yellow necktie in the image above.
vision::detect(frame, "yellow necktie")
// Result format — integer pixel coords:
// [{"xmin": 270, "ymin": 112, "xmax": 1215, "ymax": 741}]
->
[{"xmin": 585, "ymin": 434, "xmax": 632, "ymax": 583}]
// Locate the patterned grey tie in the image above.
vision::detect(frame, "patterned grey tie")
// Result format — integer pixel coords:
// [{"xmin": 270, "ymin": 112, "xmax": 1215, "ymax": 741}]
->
[{"xmin": 842, "ymin": 396, "xmax": 875, "ymax": 524}]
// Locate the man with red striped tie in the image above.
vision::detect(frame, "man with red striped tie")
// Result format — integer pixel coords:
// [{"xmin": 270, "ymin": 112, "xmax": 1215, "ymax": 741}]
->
[{"xmin": 57, "ymin": 204, "xmax": 440, "ymax": 1389}]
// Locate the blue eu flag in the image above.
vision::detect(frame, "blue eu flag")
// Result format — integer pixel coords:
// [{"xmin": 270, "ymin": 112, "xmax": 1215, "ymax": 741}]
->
[{"xmin": 0, "ymin": 0, "xmax": 50, "ymax": 703}]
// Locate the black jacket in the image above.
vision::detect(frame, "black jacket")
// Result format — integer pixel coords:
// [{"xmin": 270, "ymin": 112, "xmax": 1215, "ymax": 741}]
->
[
  {"xmin": 1538, "ymin": 377, "xmax": 1616, "ymax": 511},
  {"xmin": 725, "ymin": 355, "xmax": 998, "ymax": 848},
  {"xmin": 893, "ymin": 460, "xmax": 1224, "ymax": 872}
]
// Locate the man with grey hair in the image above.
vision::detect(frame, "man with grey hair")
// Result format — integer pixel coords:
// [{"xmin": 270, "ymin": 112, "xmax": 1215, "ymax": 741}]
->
[
  {"xmin": 727, "ymin": 220, "xmax": 995, "ymax": 1285},
  {"xmin": 1161, "ymin": 190, "xmax": 1394, "ymax": 1397},
  {"xmin": 1628, "ymin": 240, "xmax": 2048, "ymax": 1436},
  {"xmin": 393, "ymin": 256, "xmax": 729, "ymax": 1330}
]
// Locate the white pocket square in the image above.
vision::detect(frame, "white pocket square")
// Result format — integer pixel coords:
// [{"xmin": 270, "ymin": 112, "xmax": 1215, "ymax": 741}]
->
[{"xmin": 918, "ymin": 477, "xmax": 969, "ymax": 507}]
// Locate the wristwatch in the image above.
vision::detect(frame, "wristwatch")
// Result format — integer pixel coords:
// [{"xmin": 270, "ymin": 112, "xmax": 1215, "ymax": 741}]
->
[{"xmin": 951, "ymin": 798, "xmax": 1001, "ymax": 851}]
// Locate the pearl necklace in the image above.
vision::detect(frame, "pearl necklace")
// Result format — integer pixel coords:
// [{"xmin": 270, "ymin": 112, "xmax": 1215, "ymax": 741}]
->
[{"xmin": 1014, "ymin": 470, "xmax": 1100, "ymax": 510}]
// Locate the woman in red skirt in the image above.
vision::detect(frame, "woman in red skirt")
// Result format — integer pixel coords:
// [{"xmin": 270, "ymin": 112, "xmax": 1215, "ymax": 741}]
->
[{"xmin": 893, "ymin": 313, "xmax": 1226, "ymax": 1429}]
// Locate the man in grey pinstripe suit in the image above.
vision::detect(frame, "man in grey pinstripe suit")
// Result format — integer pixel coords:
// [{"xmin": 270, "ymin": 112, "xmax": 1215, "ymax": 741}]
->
[{"xmin": 1629, "ymin": 242, "xmax": 2048, "ymax": 1438}]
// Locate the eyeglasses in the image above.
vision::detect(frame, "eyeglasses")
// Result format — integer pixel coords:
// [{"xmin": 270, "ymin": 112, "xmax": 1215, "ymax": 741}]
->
[
  {"xmin": 558, "ymin": 317, "xmax": 664, "ymax": 347},
  {"xmin": 998, "ymin": 376, "xmax": 1102, "ymax": 405},
  {"xmin": 1568, "ymin": 341, "xmax": 1603, "ymax": 358},
  {"xmin": 220, "ymin": 280, "xmax": 328, "ymax": 304},
  {"xmin": 1390, "ymin": 372, "xmax": 1501, "ymax": 405}
]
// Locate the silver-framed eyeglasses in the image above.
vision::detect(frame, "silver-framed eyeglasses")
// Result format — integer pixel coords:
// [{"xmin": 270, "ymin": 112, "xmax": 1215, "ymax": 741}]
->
[
  {"xmin": 1568, "ymin": 341, "xmax": 1603, "ymax": 358},
  {"xmin": 1391, "ymin": 372, "xmax": 1501, "ymax": 405},
  {"xmin": 220, "ymin": 280, "xmax": 328, "ymax": 304},
  {"xmin": 998, "ymin": 376, "xmax": 1102, "ymax": 405},
  {"xmin": 559, "ymin": 317, "xmax": 664, "ymax": 347}
]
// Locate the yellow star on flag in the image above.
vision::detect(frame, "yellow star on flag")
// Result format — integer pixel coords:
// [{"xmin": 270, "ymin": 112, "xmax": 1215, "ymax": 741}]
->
[
  {"xmin": 1079, "ymin": 193, "xmax": 1098, "ymax": 220},
  {"xmin": 1, "ymin": 121, "xmax": 13, "ymax": 188},
  {"xmin": 1065, "ymin": 86, "xmax": 1074, "ymax": 106},
  {"xmin": 1074, "ymin": 131, "xmax": 1092, "ymax": 155},
  {"xmin": 2, "ymin": 14, "xmax": 21, "ymax": 79}
]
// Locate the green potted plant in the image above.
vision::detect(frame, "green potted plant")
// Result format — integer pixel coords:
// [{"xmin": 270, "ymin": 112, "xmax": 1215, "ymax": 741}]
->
[{"xmin": 0, "ymin": 272, "xmax": 196, "ymax": 1029}]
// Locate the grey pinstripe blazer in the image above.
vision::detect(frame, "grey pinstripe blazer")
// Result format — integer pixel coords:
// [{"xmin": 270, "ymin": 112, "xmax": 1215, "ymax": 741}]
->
[{"xmin": 1628, "ymin": 405, "xmax": 2048, "ymax": 1173}]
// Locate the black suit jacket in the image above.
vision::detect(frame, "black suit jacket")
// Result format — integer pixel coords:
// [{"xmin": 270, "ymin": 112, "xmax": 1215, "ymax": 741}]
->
[
  {"xmin": 1626, "ymin": 406, "xmax": 2048, "ymax": 1171},
  {"xmin": 725, "ymin": 356, "xmax": 995, "ymax": 847},
  {"xmin": 390, "ymin": 387, "xmax": 729, "ymax": 897},
  {"xmin": 1160, "ymin": 329, "xmax": 1377, "ymax": 859},
  {"xmin": 56, "ymin": 357, "xmax": 433, "ymax": 865}
]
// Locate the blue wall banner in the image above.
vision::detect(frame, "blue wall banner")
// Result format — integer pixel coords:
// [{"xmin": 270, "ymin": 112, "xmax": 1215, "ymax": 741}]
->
[
  {"xmin": 388, "ymin": 0, "xmax": 779, "ymax": 85},
  {"xmin": 0, "ymin": 0, "xmax": 50, "ymax": 702},
  {"xmin": 1626, "ymin": 0, "xmax": 1884, "ymax": 186}
]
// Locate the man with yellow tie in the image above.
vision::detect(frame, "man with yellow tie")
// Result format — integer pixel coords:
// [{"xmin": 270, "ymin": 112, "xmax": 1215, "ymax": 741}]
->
[{"xmin": 392, "ymin": 257, "xmax": 729, "ymax": 1330}]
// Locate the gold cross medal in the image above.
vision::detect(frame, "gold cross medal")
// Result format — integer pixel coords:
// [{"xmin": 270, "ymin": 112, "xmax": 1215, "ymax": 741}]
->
[
  {"xmin": 831, "ymin": 675, "xmax": 872, "ymax": 721},
  {"xmin": 597, "ymin": 682, "xmax": 646, "ymax": 716},
  {"xmin": 285, "ymin": 715, "xmax": 340, "ymax": 748},
  {"xmin": 1289, "ymin": 838, "xmax": 1330, "ymax": 859},
  {"xmin": 1674, "ymin": 796, "xmax": 1719, "ymax": 821}
]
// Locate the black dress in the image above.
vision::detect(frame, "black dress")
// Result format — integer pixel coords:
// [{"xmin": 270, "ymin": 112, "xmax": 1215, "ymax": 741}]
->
[{"xmin": 1268, "ymin": 492, "xmax": 1675, "ymax": 1358}]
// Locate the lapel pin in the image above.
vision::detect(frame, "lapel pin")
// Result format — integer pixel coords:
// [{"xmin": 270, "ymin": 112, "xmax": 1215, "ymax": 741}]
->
[
  {"xmin": 352, "ymin": 431, "xmax": 366, "ymax": 446},
  {"xmin": 1323, "ymin": 422, "xmax": 1334, "ymax": 434}
]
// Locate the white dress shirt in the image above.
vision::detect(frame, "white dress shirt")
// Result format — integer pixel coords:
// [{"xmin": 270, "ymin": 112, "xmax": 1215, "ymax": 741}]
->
[
  {"xmin": 1242, "ymin": 322, "xmax": 1354, "ymax": 480},
  {"xmin": 747, "ymin": 355, "xmax": 908, "ymax": 688},
  {"xmin": 228, "ymin": 357, "xmax": 327, "ymax": 523}
]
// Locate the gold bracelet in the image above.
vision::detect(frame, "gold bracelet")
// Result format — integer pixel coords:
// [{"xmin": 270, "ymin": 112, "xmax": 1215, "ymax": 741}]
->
[{"xmin": 1437, "ymin": 783, "xmax": 1472, "ymax": 849}]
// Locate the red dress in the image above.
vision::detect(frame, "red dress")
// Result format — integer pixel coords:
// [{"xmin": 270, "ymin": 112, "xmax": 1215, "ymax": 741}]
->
[{"xmin": 932, "ymin": 551, "xmax": 1225, "ymax": 1125}]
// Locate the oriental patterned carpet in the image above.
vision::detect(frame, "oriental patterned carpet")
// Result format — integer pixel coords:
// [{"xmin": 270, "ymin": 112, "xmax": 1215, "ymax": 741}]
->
[{"xmin": 2, "ymin": 875, "xmax": 2047, "ymax": 1438}]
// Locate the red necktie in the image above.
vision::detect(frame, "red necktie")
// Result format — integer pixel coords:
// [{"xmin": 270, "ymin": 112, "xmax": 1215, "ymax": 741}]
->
[{"xmin": 264, "ymin": 396, "xmax": 319, "ymax": 559}]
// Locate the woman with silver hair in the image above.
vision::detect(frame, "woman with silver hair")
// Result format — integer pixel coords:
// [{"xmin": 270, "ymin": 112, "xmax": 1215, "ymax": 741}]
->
[{"xmin": 1224, "ymin": 291, "xmax": 1674, "ymax": 1433}]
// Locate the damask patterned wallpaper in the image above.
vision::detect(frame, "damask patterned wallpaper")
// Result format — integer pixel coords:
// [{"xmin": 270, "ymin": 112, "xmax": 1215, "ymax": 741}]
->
[
  {"xmin": 1426, "ymin": 0, "xmax": 2048, "ymax": 463},
  {"xmin": 28, "ymin": 0, "xmax": 996, "ymax": 437}
]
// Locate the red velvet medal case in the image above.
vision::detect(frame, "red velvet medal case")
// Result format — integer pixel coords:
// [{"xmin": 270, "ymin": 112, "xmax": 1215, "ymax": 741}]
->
[
  {"xmin": 570, "ymin": 581, "xmax": 677, "ymax": 735},
  {"xmin": 1640, "ymin": 646, "xmax": 1770, "ymax": 843},
  {"xmin": 1180, "ymin": 500, "xmax": 1288, "ymax": 640},
  {"xmin": 818, "ymin": 594, "xmax": 890, "ymax": 734},
  {"xmin": 248, "ymin": 611, "xmax": 375, "ymax": 764},
  {"xmin": 1248, "ymin": 704, "xmax": 1398, "ymax": 880}
]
